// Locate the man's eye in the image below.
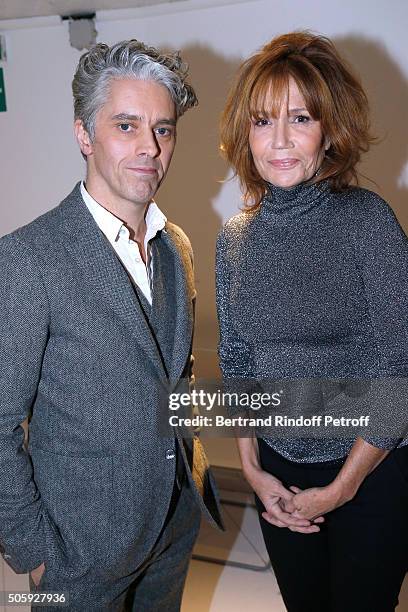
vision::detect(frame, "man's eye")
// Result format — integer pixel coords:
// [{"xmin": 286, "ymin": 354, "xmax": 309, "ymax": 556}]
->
[
  {"xmin": 119, "ymin": 123, "xmax": 131, "ymax": 132},
  {"xmin": 155, "ymin": 127, "xmax": 171, "ymax": 136}
]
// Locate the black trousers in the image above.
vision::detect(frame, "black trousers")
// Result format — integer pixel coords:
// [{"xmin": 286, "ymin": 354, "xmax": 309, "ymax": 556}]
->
[{"xmin": 256, "ymin": 438, "xmax": 408, "ymax": 612}]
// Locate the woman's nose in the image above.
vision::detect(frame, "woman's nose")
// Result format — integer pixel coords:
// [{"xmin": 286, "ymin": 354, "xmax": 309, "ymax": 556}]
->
[{"xmin": 270, "ymin": 119, "xmax": 293, "ymax": 149}]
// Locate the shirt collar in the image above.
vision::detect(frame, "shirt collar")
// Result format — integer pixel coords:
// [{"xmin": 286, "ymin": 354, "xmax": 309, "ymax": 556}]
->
[{"xmin": 80, "ymin": 181, "xmax": 167, "ymax": 248}]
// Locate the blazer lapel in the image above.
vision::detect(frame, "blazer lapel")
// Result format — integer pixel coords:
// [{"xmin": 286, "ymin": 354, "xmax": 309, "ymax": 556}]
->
[
  {"xmin": 58, "ymin": 184, "xmax": 168, "ymax": 384},
  {"xmin": 160, "ymin": 227, "xmax": 195, "ymax": 385}
]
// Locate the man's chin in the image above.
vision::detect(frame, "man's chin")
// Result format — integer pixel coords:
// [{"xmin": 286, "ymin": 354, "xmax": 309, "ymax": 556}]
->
[{"xmin": 121, "ymin": 185, "xmax": 158, "ymax": 206}]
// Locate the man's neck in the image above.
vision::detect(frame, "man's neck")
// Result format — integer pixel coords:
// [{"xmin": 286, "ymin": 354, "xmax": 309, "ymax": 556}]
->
[
  {"xmin": 84, "ymin": 180, "xmax": 150, "ymax": 262},
  {"xmin": 84, "ymin": 181, "xmax": 148, "ymax": 241}
]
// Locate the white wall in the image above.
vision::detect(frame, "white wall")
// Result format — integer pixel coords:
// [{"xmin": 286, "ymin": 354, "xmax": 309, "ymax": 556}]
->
[{"xmin": 0, "ymin": 0, "xmax": 407, "ymax": 372}]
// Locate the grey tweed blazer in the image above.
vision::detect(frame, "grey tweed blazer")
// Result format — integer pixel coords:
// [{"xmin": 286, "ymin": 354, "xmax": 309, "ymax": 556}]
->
[{"xmin": 0, "ymin": 183, "xmax": 223, "ymax": 579}]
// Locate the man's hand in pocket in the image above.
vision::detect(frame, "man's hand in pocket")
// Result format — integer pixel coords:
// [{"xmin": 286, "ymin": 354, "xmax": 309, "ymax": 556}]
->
[{"xmin": 30, "ymin": 562, "xmax": 45, "ymax": 587}]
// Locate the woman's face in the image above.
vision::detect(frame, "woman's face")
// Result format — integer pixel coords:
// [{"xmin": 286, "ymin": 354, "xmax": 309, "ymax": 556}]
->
[{"xmin": 249, "ymin": 77, "xmax": 329, "ymax": 189}]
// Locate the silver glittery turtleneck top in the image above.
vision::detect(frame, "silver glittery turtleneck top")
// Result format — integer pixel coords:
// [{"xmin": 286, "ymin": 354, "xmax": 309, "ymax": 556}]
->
[{"xmin": 216, "ymin": 179, "xmax": 408, "ymax": 462}]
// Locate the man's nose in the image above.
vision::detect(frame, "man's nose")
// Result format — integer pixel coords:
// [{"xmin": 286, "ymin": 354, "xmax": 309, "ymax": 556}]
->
[
  {"xmin": 270, "ymin": 119, "xmax": 293, "ymax": 149},
  {"xmin": 137, "ymin": 128, "xmax": 160, "ymax": 158}
]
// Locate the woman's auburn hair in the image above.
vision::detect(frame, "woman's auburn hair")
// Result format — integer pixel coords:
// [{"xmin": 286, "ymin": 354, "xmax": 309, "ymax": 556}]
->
[{"xmin": 220, "ymin": 31, "xmax": 374, "ymax": 211}]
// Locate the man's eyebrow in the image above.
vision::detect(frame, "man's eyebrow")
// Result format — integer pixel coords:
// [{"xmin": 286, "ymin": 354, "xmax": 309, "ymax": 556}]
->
[
  {"xmin": 111, "ymin": 113, "xmax": 176, "ymax": 126},
  {"xmin": 111, "ymin": 113, "xmax": 142, "ymax": 121},
  {"xmin": 155, "ymin": 118, "xmax": 177, "ymax": 127}
]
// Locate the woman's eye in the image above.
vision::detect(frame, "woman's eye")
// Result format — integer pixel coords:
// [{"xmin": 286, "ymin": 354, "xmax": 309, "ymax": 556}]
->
[
  {"xmin": 118, "ymin": 123, "xmax": 131, "ymax": 132},
  {"xmin": 293, "ymin": 115, "xmax": 310, "ymax": 124},
  {"xmin": 254, "ymin": 118, "xmax": 270, "ymax": 127}
]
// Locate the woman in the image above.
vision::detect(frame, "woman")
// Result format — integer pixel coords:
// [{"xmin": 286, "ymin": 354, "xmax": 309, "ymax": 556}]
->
[{"xmin": 216, "ymin": 32, "xmax": 408, "ymax": 612}]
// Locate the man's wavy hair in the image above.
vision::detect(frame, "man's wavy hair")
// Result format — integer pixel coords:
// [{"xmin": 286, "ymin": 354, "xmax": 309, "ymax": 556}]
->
[
  {"xmin": 220, "ymin": 31, "xmax": 375, "ymax": 211},
  {"xmin": 72, "ymin": 39, "xmax": 197, "ymax": 140}
]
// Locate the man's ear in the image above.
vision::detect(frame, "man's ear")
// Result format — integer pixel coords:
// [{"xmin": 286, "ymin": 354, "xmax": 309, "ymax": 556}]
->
[{"xmin": 74, "ymin": 119, "xmax": 93, "ymax": 157}]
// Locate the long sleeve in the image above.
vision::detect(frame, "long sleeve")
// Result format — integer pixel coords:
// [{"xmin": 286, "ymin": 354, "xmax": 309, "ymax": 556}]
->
[
  {"xmin": 352, "ymin": 193, "xmax": 408, "ymax": 447},
  {"xmin": 0, "ymin": 234, "xmax": 50, "ymax": 573},
  {"xmin": 215, "ymin": 228, "xmax": 254, "ymax": 378},
  {"xmin": 215, "ymin": 226, "xmax": 264, "ymax": 431},
  {"xmin": 354, "ymin": 195, "xmax": 408, "ymax": 374}
]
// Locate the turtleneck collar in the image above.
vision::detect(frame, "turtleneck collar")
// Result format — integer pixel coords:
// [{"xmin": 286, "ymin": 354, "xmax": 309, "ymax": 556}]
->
[{"xmin": 260, "ymin": 178, "xmax": 331, "ymax": 221}]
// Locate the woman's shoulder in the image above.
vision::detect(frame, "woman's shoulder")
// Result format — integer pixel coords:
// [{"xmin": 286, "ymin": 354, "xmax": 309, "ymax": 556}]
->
[
  {"xmin": 219, "ymin": 210, "xmax": 255, "ymax": 241},
  {"xmin": 333, "ymin": 186, "xmax": 406, "ymax": 248},
  {"xmin": 334, "ymin": 185, "xmax": 395, "ymax": 221}
]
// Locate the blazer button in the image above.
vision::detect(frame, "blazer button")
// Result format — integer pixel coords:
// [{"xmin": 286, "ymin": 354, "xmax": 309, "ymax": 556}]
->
[{"xmin": 166, "ymin": 449, "xmax": 175, "ymax": 460}]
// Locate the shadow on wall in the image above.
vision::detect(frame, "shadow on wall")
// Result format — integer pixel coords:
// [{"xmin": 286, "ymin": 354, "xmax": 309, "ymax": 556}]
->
[
  {"xmin": 157, "ymin": 45, "xmax": 241, "ymax": 377},
  {"xmin": 334, "ymin": 35, "xmax": 408, "ymax": 230}
]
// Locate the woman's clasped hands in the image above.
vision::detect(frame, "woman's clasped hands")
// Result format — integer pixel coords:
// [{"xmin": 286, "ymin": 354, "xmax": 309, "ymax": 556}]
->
[{"xmin": 246, "ymin": 467, "xmax": 327, "ymax": 533}]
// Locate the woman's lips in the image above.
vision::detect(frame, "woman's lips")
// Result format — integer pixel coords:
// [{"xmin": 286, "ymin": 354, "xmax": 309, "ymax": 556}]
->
[{"xmin": 269, "ymin": 159, "xmax": 299, "ymax": 169}]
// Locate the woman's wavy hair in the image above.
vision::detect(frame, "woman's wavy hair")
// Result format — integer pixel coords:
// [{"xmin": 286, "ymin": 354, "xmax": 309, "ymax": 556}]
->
[
  {"xmin": 220, "ymin": 31, "xmax": 374, "ymax": 211},
  {"xmin": 72, "ymin": 39, "xmax": 197, "ymax": 140}
]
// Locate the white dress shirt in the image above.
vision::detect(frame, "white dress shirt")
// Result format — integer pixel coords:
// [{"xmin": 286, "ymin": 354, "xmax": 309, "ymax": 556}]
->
[{"xmin": 80, "ymin": 181, "xmax": 166, "ymax": 304}]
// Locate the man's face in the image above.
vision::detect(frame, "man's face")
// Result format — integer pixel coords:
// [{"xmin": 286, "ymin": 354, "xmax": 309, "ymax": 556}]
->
[{"xmin": 76, "ymin": 78, "xmax": 177, "ymax": 208}]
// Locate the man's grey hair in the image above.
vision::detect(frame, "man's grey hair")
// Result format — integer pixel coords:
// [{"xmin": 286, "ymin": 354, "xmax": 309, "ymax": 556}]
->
[{"xmin": 72, "ymin": 39, "xmax": 198, "ymax": 140}]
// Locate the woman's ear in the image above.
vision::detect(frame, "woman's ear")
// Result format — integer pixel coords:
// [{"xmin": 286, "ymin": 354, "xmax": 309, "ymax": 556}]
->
[{"xmin": 324, "ymin": 138, "xmax": 331, "ymax": 151}]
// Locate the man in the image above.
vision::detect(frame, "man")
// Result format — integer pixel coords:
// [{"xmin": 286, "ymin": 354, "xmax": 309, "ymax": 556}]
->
[{"xmin": 0, "ymin": 40, "xmax": 222, "ymax": 611}]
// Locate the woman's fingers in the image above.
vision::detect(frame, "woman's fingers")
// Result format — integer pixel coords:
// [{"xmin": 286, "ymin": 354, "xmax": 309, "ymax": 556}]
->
[
  {"xmin": 262, "ymin": 507, "xmax": 321, "ymax": 532},
  {"xmin": 276, "ymin": 485, "xmax": 296, "ymax": 501},
  {"xmin": 289, "ymin": 524, "xmax": 321, "ymax": 533},
  {"xmin": 256, "ymin": 473, "xmax": 322, "ymax": 531},
  {"xmin": 313, "ymin": 516, "xmax": 325, "ymax": 523},
  {"xmin": 263, "ymin": 499, "xmax": 312, "ymax": 527},
  {"xmin": 261, "ymin": 511, "xmax": 287, "ymax": 527}
]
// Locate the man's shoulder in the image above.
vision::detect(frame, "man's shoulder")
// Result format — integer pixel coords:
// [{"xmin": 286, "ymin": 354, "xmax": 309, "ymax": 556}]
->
[
  {"xmin": 163, "ymin": 222, "xmax": 195, "ymax": 298},
  {"xmin": 164, "ymin": 221, "xmax": 193, "ymax": 259},
  {"xmin": 0, "ymin": 183, "xmax": 82, "ymax": 252}
]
